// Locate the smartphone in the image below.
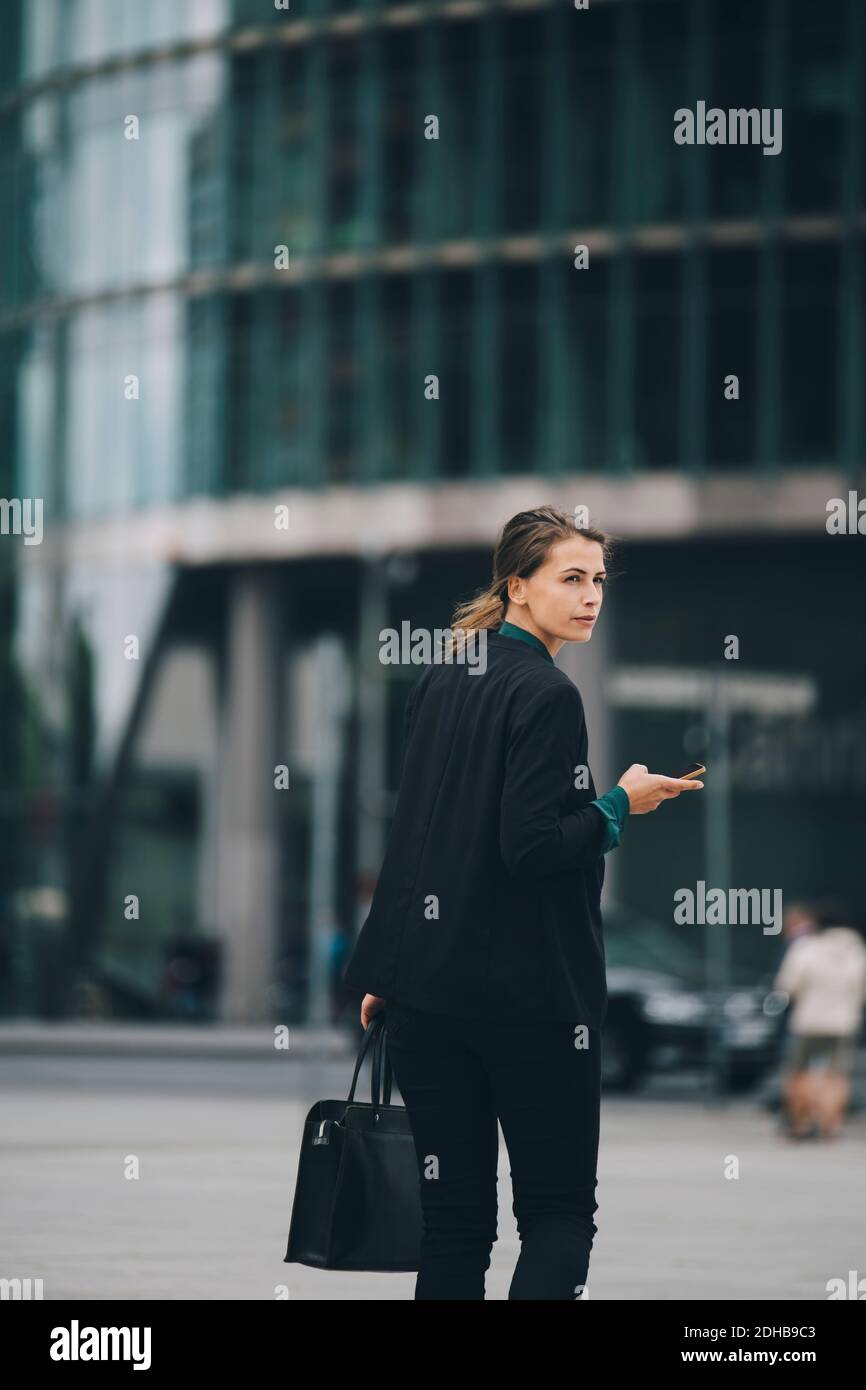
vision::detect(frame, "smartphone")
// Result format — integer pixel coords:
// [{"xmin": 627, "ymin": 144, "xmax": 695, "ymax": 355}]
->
[{"xmin": 671, "ymin": 762, "xmax": 706, "ymax": 780}]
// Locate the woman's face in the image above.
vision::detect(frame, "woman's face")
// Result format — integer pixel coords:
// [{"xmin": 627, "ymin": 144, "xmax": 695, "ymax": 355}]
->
[{"xmin": 506, "ymin": 535, "xmax": 606, "ymax": 646}]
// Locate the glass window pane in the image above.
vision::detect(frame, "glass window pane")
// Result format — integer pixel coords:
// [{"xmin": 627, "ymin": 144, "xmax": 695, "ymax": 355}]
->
[
  {"xmin": 440, "ymin": 270, "xmax": 474, "ymax": 477},
  {"xmin": 562, "ymin": 258, "xmax": 608, "ymax": 471},
  {"xmin": 708, "ymin": 0, "xmax": 767, "ymax": 218},
  {"xmin": 564, "ymin": 4, "xmax": 614, "ymax": 226},
  {"xmin": 636, "ymin": 0, "xmax": 687, "ymax": 223},
  {"xmin": 781, "ymin": 243, "xmax": 838, "ymax": 463},
  {"xmin": 382, "ymin": 31, "xmax": 417, "ymax": 246},
  {"xmin": 706, "ymin": 249, "xmax": 758, "ymax": 468},
  {"xmin": 634, "ymin": 255, "xmax": 682, "ymax": 468},
  {"xmin": 438, "ymin": 22, "xmax": 478, "ymax": 241},
  {"xmin": 503, "ymin": 16, "xmax": 543, "ymax": 234},
  {"xmin": 785, "ymin": 0, "xmax": 848, "ymax": 213},
  {"xmin": 500, "ymin": 265, "xmax": 540, "ymax": 474}
]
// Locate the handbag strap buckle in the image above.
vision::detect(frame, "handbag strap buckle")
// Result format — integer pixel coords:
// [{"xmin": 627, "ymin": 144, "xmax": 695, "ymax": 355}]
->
[{"xmin": 312, "ymin": 1118, "xmax": 335, "ymax": 1146}]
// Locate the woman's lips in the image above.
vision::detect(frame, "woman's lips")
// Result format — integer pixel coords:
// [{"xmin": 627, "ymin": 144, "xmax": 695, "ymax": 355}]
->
[{"xmin": 573, "ymin": 616, "xmax": 596, "ymax": 623}]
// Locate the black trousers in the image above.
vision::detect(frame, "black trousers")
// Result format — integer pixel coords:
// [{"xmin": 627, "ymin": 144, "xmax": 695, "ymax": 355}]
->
[{"xmin": 384, "ymin": 1002, "xmax": 602, "ymax": 1300}]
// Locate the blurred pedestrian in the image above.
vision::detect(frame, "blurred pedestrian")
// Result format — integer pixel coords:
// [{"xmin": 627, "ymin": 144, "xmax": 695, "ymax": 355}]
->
[
  {"xmin": 768, "ymin": 900, "xmax": 817, "ymax": 1133},
  {"xmin": 774, "ymin": 902, "xmax": 866, "ymax": 1140},
  {"xmin": 781, "ymin": 900, "xmax": 818, "ymax": 946}
]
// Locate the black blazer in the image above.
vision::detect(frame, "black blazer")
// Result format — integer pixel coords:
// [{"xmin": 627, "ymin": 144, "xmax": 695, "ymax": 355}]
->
[{"xmin": 342, "ymin": 630, "xmax": 610, "ymax": 1026}]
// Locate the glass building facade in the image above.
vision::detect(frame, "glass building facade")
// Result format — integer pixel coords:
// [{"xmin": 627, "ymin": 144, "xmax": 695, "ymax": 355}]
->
[
  {"xmin": 3, "ymin": 0, "xmax": 864, "ymax": 512},
  {"xmin": 1, "ymin": 0, "xmax": 864, "ymax": 1021}
]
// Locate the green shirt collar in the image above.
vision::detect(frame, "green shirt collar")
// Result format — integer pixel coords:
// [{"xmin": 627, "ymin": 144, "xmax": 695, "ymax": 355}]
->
[{"xmin": 496, "ymin": 620, "xmax": 555, "ymax": 664}]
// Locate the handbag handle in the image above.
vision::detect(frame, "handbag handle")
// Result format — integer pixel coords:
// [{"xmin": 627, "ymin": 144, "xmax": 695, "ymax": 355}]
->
[
  {"xmin": 370, "ymin": 1014, "xmax": 393, "ymax": 1106},
  {"xmin": 346, "ymin": 1011, "xmax": 392, "ymax": 1105}
]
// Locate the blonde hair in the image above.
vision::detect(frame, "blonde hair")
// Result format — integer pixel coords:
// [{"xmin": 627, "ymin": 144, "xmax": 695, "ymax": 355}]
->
[{"xmin": 443, "ymin": 506, "xmax": 616, "ymax": 659}]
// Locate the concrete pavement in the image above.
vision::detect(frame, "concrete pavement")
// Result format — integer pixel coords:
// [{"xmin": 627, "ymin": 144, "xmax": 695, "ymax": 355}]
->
[{"xmin": 1, "ymin": 1031, "xmax": 863, "ymax": 1300}]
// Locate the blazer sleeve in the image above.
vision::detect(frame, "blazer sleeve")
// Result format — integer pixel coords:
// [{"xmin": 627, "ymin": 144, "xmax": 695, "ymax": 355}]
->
[
  {"xmin": 398, "ymin": 677, "xmax": 419, "ymax": 776},
  {"xmin": 500, "ymin": 681, "xmax": 608, "ymax": 881}
]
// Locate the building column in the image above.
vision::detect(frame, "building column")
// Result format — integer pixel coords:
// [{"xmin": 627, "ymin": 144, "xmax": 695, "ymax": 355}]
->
[{"xmin": 212, "ymin": 566, "xmax": 283, "ymax": 1021}]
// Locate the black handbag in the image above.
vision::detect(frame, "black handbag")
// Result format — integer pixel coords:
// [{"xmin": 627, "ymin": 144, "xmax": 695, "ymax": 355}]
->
[{"xmin": 284, "ymin": 1009, "xmax": 423, "ymax": 1271}]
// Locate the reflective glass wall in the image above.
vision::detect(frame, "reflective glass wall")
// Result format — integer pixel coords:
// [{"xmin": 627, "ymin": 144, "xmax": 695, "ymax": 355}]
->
[{"xmin": 0, "ymin": 0, "xmax": 862, "ymax": 521}]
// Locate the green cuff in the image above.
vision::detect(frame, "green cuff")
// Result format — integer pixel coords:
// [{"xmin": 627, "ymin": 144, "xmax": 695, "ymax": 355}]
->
[{"xmin": 589, "ymin": 785, "xmax": 630, "ymax": 853}]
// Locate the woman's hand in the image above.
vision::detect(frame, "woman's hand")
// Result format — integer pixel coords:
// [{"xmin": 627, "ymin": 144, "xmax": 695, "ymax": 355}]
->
[
  {"xmin": 617, "ymin": 763, "xmax": 704, "ymax": 814},
  {"xmin": 361, "ymin": 993, "xmax": 386, "ymax": 1029}
]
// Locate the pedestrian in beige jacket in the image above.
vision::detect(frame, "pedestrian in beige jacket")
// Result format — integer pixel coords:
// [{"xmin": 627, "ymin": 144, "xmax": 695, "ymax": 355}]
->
[{"xmin": 774, "ymin": 911, "xmax": 866, "ymax": 1139}]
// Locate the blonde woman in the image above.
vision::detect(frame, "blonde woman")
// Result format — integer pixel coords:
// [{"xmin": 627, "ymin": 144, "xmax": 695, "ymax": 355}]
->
[{"xmin": 343, "ymin": 506, "xmax": 703, "ymax": 1299}]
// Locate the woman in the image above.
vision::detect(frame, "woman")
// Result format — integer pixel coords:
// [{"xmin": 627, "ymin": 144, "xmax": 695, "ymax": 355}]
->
[{"xmin": 342, "ymin": 505, "xmax": 703, "ymax": 1299}]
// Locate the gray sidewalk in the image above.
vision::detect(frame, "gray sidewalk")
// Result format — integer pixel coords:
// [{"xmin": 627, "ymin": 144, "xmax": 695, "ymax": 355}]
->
[
  {"xmin": 1, "ymin": 1039, "xmax": 863, "ymax": 1300},
  {"xmin": 0, "ymin": 1019, "xmax": 358, "ymax": 1059}
]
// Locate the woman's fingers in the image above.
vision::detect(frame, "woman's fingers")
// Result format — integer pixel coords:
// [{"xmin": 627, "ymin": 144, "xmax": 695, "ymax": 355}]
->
[
  {"xmin": 361, "ymin": 992, "xmax": 386, "ymax": 1028},
  {"xmin": 660, "ymin": 776, "xmax": 704, "ymax": 792}
]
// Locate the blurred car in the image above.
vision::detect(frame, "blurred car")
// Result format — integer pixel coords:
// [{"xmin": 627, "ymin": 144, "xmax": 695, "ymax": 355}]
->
[{"xmin": 601, "ymin": 903, "xmax": 784, "ymax": 1092}]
